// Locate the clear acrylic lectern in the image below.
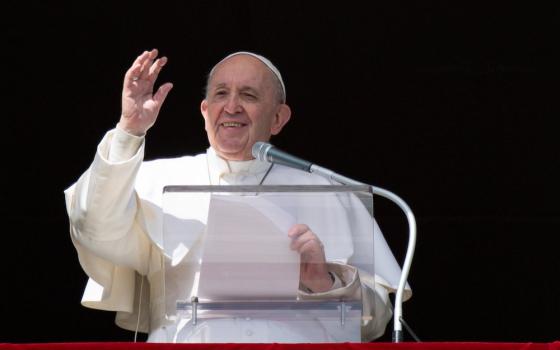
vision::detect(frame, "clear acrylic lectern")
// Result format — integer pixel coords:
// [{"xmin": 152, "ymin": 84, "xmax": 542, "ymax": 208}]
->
[{"xmin": 161, "ymin": 185, "xmax": 374, "ymax": 342}]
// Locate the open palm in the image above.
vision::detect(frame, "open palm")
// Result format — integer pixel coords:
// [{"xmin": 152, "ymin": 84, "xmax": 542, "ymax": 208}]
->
[{"xmin": 119, "ymin": 49, "xmax": 173, "ymax": 136}]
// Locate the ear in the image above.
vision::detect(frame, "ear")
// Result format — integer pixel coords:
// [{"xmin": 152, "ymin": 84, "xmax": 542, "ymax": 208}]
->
[
  {"xmin": 200, "ymin": 99, "xmax": 209, "ymax": 121},
  {"xmin": 270, "ymin": 104, "xmax": 292, "ymax": 135}
]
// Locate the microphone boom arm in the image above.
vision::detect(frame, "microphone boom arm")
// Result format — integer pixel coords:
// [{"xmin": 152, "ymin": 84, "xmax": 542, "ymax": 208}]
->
[
  {"xmin": 310, "ymin": 165, "xmax": 417, "ymax": 343},
  {"xmin": 252, "ymin": 142, "xmax": 416, "ymax": 341}
]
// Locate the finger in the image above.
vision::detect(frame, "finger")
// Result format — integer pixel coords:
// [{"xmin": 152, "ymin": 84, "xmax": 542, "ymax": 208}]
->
[
  {"xmin": 288, "ymin": 224, "xmax": 310, "ymax": 239},
  {"xmin": 290, "ymin": 231, "xmax": 321, "ymax": 252},
  {"xmin": 124, "ymin": 62, "xmax": 144, "ymax": 86},
  {"xmin": 124, "ymin": 51, "xmax": 150, "ymax": 84},
  {"xmin": 299, "ymin": 240, "xmax": 326, "ymax": 263},
  {"xmin": 147, "ymin": 56, "xmax": 168, "ymax": 81},
  {"xmin": 153, "ymin": 82, "xmax": 174, "ymax": 106},
  {"xmin": 125, "ymin": 49, "xmax": 161, "ymax": 86},
  {"xmin": 139, "ymin": 49, "xmax": 159, "ymax": 79},
  {"xmin": 133, "ymin": 50, "xmax": 149, "ymax": 66},
  {"xmin": 127, "ymin": 51, "xmax": 150, "ymax": 74}
]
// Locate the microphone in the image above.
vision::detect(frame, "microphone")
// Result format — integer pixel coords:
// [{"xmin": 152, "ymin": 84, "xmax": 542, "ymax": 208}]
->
[
  {"xmin": 252, "ymin": 141, "xmax": 365, "ymax": 185},
  {"xmin": 252, "ymin": 141, "xmax": 313, "ymax": 172},
  {"xmin": 252, "ymin": 141, "xmax": 417, "ymax": 343}
]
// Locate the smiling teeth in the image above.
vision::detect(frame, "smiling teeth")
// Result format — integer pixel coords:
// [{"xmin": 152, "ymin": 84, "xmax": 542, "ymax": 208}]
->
[{"xmin": 222, "ymin": 122, "xmax": 243, "ymax": 127}]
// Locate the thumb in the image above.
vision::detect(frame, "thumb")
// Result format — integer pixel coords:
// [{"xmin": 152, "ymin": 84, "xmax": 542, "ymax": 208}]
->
[{"xmin": 154, "ymin": 82, "xmax": 174, "ymax": 106}]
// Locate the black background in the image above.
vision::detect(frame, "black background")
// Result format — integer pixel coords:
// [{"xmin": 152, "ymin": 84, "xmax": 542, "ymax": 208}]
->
[{"xmin": 3, "ymin": 0, "xmax": 559, "ymax": 343}]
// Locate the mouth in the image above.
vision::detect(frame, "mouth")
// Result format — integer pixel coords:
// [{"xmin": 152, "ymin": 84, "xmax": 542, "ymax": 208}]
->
[{"xmin": 220, "ymin": 122, "xmax": 247, "ymax": 128}]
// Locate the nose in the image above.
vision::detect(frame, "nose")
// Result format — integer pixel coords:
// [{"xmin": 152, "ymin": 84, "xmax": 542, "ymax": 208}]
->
[{"xmin": 224, "ymin": 93, "xmax": 243, "ymax": 114}]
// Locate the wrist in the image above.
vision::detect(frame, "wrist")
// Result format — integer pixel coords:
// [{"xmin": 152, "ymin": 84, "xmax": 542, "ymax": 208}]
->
[
  {"xmin": 108, "ymin": 125, "xmax": 145, "ymax": 162},
  {"xmin": 306, "ymin": 272, "xmax": 335, "ymax": 293},
  {"xmin": 117, "ymin": 120, "xmax": 147, "ymax": 137}
]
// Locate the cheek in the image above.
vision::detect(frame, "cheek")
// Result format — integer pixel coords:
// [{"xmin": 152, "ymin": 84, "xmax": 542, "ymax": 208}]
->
[
  {"xmin": 253, "ymin": 119, "xmax": 274, "ymax": 140},
  {"xmin": 202, "ymin": 114, "xmax": 211, "ymax": 131},
  {"xmin": 251, "ymin": 107, "xmax": 274, "ymax": 129},
  {"xmin": 205, "ymin": 106, "xmax": 220, "ymax": 126}
]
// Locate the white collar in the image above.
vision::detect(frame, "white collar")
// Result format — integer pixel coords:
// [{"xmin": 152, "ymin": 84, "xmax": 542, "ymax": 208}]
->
[{"xmin": 206, "ymin": 147, "xmax": 272, "ymax": 185}]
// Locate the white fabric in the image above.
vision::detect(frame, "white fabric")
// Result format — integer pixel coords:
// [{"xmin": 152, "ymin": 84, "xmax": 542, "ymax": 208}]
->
[{"xmin": 64, "ymin": 127, "xmax": 411, "ymax": 342}]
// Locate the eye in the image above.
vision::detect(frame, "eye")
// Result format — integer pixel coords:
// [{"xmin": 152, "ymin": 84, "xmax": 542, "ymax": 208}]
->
[
  {"xmin": 213, "ymin": 90, "xmax": 228, "ymax": 99},
  {"xmin": 242, "ymin": 92, "xmax": 257, "ymax": 100}
]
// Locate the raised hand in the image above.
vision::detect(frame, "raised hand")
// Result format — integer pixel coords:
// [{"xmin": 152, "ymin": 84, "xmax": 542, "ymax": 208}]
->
[
  {"xmin": 288, "ymin": 224, "xmax": 333, "ymax": 293},
  {"xmin": 118, "ymin": 49, "xmax": 174, "ymax": 136}
]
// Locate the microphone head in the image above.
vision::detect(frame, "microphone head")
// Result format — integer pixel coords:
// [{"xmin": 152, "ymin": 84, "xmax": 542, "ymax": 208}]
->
[{"xmin": 252, "ymin": 141, "xmax": 273, "ymax": 162}]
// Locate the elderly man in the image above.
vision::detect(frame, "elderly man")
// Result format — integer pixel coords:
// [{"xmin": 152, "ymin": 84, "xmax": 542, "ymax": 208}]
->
[{"xmin": 65, "ymin": 49, "xmax": 408, "ymax": 342}]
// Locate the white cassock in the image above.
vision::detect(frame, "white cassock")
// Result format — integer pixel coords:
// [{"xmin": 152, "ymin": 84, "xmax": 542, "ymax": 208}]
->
[{"xmin": 64, "ymin": 127, "xmax": 411, "ymax": 343}]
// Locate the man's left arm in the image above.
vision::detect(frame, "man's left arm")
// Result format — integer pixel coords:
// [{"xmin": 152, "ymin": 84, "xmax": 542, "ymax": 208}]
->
[{"xmin": 289, "ymin": 224, "xmax": 393, "ymax": 341}]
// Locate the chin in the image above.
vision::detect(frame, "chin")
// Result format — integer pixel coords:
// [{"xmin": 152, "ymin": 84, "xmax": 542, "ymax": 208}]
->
[
  {"xmin": 216, "ymin": 146, "xmax": 251, "ymax": 161},
  {"xmin": 215, "ymin": 140, "xmax": 253, "ymax": 160}
]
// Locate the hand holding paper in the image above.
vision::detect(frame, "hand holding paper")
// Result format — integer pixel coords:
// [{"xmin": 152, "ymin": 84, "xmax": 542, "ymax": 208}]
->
[{"xmin": 288, "ymin": 224, "xmax": 333, "ymax": 293}]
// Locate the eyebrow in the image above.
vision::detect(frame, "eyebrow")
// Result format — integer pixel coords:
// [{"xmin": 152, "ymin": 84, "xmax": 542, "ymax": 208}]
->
[
  {"xmin": 212, "ymin": 83, "xmax": 260, "ymax": 95},
  {"xmin": 239, "ymin": 87, "xmax": 260, "ymax": 95}
]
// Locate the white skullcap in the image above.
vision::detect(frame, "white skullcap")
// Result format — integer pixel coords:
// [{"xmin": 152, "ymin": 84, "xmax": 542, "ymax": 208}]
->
[{"xmin": 209, "ymin": 51, "xmax": 286, "ymax": 103}]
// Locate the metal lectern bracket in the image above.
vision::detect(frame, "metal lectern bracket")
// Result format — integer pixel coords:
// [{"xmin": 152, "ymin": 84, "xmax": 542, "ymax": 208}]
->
[
  {"xmin": 177, "ymin": 300, "xmax": 358, "ymax": 326},
  {"xmin": 191, "ymin": 296, "xmax": 198, "ymax": 325}
]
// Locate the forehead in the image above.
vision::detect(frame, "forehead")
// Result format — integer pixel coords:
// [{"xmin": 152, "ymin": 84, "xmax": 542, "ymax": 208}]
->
[{"xmin": 209, "ymin": 55, "xmax": 273, "ymax": 89}]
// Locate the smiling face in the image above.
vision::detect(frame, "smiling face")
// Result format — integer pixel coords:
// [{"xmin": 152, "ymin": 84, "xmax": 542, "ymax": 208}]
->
[{"xmin": 201, "ymin": 54, "xmax": 291, "ymax": 160}]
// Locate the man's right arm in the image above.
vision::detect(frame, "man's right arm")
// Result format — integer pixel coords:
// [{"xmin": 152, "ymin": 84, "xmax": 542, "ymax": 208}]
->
[
  {"xmin": 65, "ymin": 49, "xmax": 173, "ymax": 274},
  {"xmin": 65, "ymin": 126, "xmax": 150, "ymax": 273}
]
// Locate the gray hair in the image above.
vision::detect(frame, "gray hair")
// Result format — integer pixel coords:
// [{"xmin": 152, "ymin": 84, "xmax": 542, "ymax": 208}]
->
[{"xmin": 204, "ymin": 51, "xmax": 286, "ymax": 104}]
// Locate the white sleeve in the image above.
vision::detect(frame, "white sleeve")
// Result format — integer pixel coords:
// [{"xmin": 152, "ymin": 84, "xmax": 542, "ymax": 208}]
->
[
  {"xmin": 64, "ymin": 127, "xmax": 152, "ymax": 275},
  {"xmin": 108, "ymin": 125, "xmax": 144, "ymax": 162},
  {"xmin": 297, "ymin": 262, "xmax": 393, "ymax": 341}
]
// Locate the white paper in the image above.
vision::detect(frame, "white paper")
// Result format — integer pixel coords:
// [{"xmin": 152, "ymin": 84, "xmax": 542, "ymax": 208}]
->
[{"xmin": 198, "ymin": 194, "xmax": 300, "ymax": 301}]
